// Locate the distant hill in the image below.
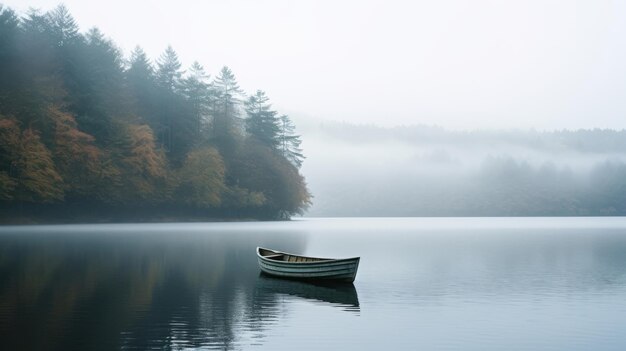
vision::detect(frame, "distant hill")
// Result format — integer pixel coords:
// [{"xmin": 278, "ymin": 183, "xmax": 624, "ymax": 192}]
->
[{"xmin": 299, "ymin": 119, "xmax": 626, "ymax": 217}]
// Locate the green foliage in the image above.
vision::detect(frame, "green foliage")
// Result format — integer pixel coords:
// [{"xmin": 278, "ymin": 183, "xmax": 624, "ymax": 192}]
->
[
  {"xmin": 245, "ymin": 90, "xmax": 280, "ymax": 149},
  {"xmin": 0, "ymin": 171, "xmax": 17, "ymax": 200},
  {"xmin": 278, "ymin": 114, "xmax": 305, "ymax": 168},
  {"xmin": 0, "ymin": 4, "xmax": 311, "ymax": 220},
  {"xmin": 176, "ymin": 148, "xmax": 225, "ymax": 208},
  {"xmin": 156, "ymin": 45, "xmax": 183, "ymax": 92},
  {"xmin": 181, "ymin": 61, "xmax": 212, "ymax": 137},
  {"xmin": 212, "ymin": 66, "xmax": 243, "ymax": 155},
  {"xmin": 230, "ymin": 140, "xmax": 311, "ymax": 219}
]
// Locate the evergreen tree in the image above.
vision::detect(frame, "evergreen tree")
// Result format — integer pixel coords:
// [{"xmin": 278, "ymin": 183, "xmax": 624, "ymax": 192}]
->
[
  {"xmin": 212, "ymin": 66, "xmax": 243, "ymax": 153},
  {"xmin": 153, "ymin": 46, "xmax": 195, "ymax": 160},
  {"xmin": 278, "ymin": 114, "xmax": 305, "ymax": 168},
  {"xmin": 0, "ymin": 5, "xmax": 20, "ymax": 115},
  {"xmin": 72, "ymin": 27, "xmax": 126, "ymax": 143},
  {"xmin": 127, "ymin": 46, "xmax": 154, "ymax": 82},
  {"xmin": 156, "ymin": 45, "xmax": 183, "ymax": 92},
  {"xmin": 126, "ymin": 46, "xmax": 157, "ymax": 122},
  {"xmin": 245, "ymin": 90, "xmax": 280, "ymax": 149},
  {"xmin": 181, "ymin": 61, "xmax": 211, "ymax": 136},
  {"xmin": 46, "ymin": 4, "xmax": 80, "ymax": 48}
]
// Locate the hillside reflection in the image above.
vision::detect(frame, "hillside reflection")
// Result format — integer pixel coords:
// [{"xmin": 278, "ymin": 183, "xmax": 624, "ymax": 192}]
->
[{"xmin": 0, "ymin": 225, "xmax": 347, "ymax": 350}]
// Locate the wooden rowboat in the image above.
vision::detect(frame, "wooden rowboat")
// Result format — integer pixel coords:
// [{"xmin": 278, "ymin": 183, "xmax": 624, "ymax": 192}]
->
[{"xmin": 256, "ymin": 247, "xmax": 360, "ymax": 283}]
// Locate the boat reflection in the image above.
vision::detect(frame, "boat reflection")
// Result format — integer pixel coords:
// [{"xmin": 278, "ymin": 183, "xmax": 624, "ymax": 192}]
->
[{"xmin": 254, "ymin": 273, "xmax": 360, "ymax": 312}]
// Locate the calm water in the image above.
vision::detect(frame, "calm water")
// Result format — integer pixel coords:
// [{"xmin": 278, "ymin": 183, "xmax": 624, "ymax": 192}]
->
[{"xmin": 1, "ymin": 218, "xmax": 626, "ymax": 350}]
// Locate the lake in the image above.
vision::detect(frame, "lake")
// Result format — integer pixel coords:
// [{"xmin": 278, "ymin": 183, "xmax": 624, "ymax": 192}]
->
[{"xmin": 1, "ymin": 217, "xmax": 626, "ymax": 350}]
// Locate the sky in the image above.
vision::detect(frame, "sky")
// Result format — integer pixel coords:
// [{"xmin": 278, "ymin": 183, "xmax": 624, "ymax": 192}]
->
[{"xmin": 5, "ymin": 0, "xmax": 626, "ymax": 130}]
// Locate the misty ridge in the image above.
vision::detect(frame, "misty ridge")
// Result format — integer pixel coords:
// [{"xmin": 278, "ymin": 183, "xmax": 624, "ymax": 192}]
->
[{"xmin": 298, "ymin": 120, "xmax": 626, "ymax": 216}]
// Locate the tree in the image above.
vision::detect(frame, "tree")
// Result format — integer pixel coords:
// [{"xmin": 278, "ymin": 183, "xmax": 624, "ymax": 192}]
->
[
  {"xmin": 114, "ymin": 123, "xmax": 168, "ymax": 201},
  {"xmin": 278, "ymin": 114, "xmax": 305, "ymax": 168},
  {"xmin": 45, "ymin": 5, "xmax": 84, "ymax": 115},
  {"xmin": 212, "ymin": 66, "xmax": 243, "ymax": 153},
  {"xmin": 0, "ymin": 117, "xmax": 20, "ymax": 200},
  {"xmin": 176, "ymin": 148, "xmax": 226, "ymax": 208},
  {"xmin": 127, "ymin": 46, "xmax": 154, "ymax": 85},
  {"xmin": 71, "ymin": 27, "xmax": 126, "ymax": 142},
  {"xmin": 48, "ymin": 106, "xmax": 104, "ymax": 197},
  {"xmin": 46, "ymin": 4, "xmax": 80, "ymax": 48},
  {"xmin": 230, "ymin": 139, "xmax": 311, "ymax": 219},
  {"xmin": 156, "ymin": 45, "xmax": 183, "ymax": 92},
  {"xmin": 0, "ymin": 117, "xmax": 65, "ymax": 203},
  {"xmin": 126, "ymin": 46, "xmax": 157, "ymax": 124},
  {"xmin": 0, "ymin": 5, "xmax": 20, "ymax": 115},
  {"xmin": 181, "ymin": 61, "xmax": 211, "ymax": 136},
  {"xmin": 152, "ymin": 46, "xmax": 195, "ymax": 161},
  {"xmin": 245, "ymin": 90, "xmax": 280, "ymax": 149},
  {"xmin": 16, "ymin": 128, "xmax": 65, "ymax": 203}
]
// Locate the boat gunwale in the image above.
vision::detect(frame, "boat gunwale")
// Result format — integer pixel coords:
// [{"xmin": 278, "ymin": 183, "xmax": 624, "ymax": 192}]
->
[{"xmin": 256, "ymin": 247, "xmax": 360, "ymax": 265}]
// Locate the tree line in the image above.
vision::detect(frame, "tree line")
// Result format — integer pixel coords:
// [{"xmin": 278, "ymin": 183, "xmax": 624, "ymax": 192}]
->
[{"xmin": 0, "ymin": 4, "xmax": 311, "ymax": 221}]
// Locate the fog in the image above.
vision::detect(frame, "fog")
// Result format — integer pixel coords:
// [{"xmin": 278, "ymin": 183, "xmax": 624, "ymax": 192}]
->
[
  {"xmin": 299, "ymin": 121, "xmax": 626, "ymax": 216},
  {"xmin": 5, "ymin": 0, "xmax": 626, "ymax": 129}
]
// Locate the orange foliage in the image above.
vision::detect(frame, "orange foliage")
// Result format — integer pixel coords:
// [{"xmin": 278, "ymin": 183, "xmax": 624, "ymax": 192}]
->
[
  {"xmin": 1, "ymin": 117, "xmax": 64, "ymax": 202},
  {"xmin": 48, "ymin": 107, "xmax": 104, "ymax": 194},
  {"xmin": 114, "ymin": 124, "xmax": 168, "ymax": 200},
  {"xmin": 17, "ymin": 128, "xmax": 64, "ymax": 202},
  {"xmin": 125, "ymin": 124, "xmax": 166, "ymax": 179}
]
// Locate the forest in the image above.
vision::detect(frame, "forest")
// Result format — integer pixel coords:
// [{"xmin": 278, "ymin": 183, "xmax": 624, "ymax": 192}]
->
[
  {"xmin": 0, "ymin": 5, "xmax": 311, "ymax": 222},
  {"xmin": 302, "ymin": 121, "xmax": 626, "ymax": 217}
]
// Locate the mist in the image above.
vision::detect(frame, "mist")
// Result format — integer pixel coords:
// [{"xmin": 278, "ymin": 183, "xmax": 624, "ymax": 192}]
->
[
  {"xmin": 299, "ymin": 121, "xmax": 626, "ymax": 216},
  {"xmin": 4, "ymin": 0, "xmax": 626, "ymax": 130}
]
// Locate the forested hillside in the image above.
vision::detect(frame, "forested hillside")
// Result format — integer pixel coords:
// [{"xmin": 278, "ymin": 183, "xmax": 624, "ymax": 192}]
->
[
  {"xmin": 0, "ymin": 5, "xmax": 310, "ymax": 222},
  {"xmin": 301, "ymin": 122, "xmax": 626, "ymax": 217}
]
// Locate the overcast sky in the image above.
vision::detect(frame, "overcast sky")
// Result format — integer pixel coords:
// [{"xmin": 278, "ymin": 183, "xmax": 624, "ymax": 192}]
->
[{"xmin": 5, "ymin": 0, "xmax": 626, "ymax": 130}]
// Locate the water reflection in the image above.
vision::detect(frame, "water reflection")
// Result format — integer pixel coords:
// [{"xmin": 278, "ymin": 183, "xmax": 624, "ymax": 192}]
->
[
  {"xmin": 2, "ymin": 219, "xmax": 626, "ymax": 350},
  {"xmin": 0, "ymin": 224, "xmax": 319, "ymax": 350},
  {"xmin": 255, "ymin": 274, "xmax": 359, "ymax": 312}
]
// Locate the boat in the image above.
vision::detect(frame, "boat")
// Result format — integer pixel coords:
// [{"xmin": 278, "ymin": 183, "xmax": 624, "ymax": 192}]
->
[{"xmin": 256, "ymin": 247, "xmax": 360, "ymax": 283}]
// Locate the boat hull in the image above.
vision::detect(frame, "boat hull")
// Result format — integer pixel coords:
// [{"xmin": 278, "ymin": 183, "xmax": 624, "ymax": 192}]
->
[{"xmin": 257, "ymin": 247, "xmax": 360, "ymax": 283}]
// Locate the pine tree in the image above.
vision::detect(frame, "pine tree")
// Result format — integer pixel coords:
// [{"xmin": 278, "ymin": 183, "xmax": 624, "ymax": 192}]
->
[
  {"xmin": 212, "ymin": 66, "xmax": 243, "ymax": 152},
  {"xmin": 278, "ymin": 114, "xmax": 305, "ymax": 168},
  {"xmin": 181, "ymin": 61, "xmax": 211, "ymax": 136},
  {"xmin": 245, "ymin": 90, "xmax": 280, "ymax": 149},
  {"xmin": 46, "ymin": 4, "xmax": 80, "ymax": 48},
  {"xmin": 126, "ymin": 46, "xmax": 157, "ymax": 121},
  {"xmin": 72, "ymin": 27, "xmax": 126, "ymax": 142},
  {"xmin": 0, "ymin": 5, "xmax": 20, "ymax": 115},
  {"xmin": 156, "ymin": 45, "xmax": 183, "ymax": 92},
  {"xmin": 153, "ymin": 46, "xmax": 194, "ymax": 159}
]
